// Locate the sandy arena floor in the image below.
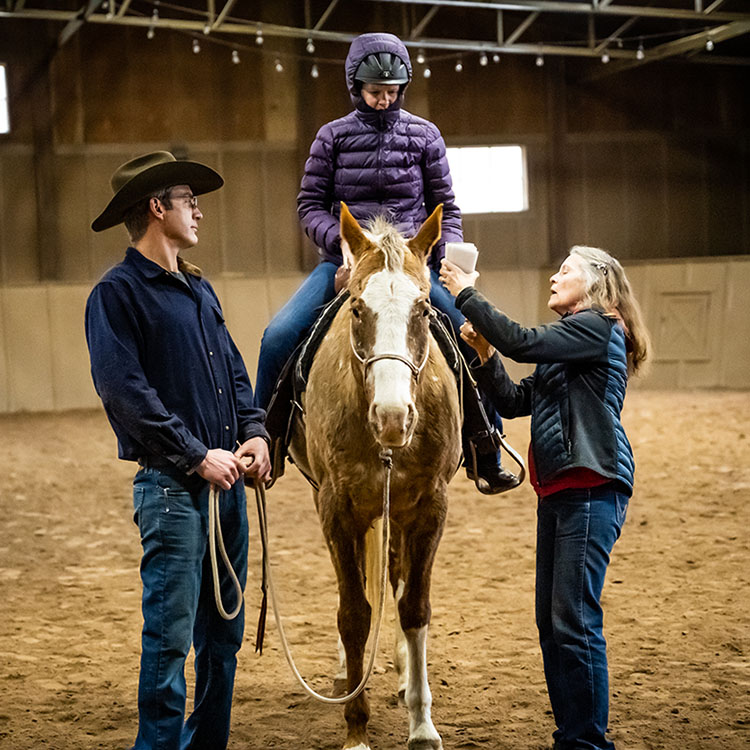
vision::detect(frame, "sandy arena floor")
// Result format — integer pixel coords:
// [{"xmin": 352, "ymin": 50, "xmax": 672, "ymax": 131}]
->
[{"xmin": 1, "ymin": 390, "xmax": 749, "ymax": 750}]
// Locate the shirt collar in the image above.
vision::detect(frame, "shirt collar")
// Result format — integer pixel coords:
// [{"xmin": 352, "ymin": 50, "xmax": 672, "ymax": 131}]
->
[{"xmin": 125, "ymin": 246, "xmax": 170, "ymax": 280}]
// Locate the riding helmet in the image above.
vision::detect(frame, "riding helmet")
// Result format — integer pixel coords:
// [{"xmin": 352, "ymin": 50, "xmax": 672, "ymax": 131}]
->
[{"xmin": 354, "ymin": 52, "xmax": 410, "ymax": 85}]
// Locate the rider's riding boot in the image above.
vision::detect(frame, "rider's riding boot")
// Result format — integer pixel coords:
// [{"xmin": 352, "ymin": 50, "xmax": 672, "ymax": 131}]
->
[{"xmin": 465, "ymin": 429, "xmax": 520, "ymax": 495}]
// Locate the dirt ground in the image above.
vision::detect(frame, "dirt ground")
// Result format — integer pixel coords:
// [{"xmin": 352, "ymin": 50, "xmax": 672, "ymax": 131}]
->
[{"xmin": 1, "ymin": 390, "xmax": 749, "ymax": 750}]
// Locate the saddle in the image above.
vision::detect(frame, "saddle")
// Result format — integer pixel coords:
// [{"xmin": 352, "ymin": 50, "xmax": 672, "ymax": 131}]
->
[{"xmin": 263, "ymin": 290, "xmax": 468, "ymax": 487}]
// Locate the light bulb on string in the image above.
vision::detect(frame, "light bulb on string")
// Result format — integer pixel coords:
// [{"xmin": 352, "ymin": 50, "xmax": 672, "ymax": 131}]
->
[
  {"xmin": 146, "ymin": 25, "xmax": 155, "ymax": 39},
  {"xmin": 601, "ymin": 51, "xmax": 610, "ymax": 63},
  {"xmin": 423, "ymin": 66, "xmax": 431, "ymax": 78},
  {"xmin": 705, "ymin": 38, "xmax": 714, "ymax": 51},
  {"xmin": 636, "ymin": 43, "xmax": 645, "ymax": 60},
  {"xmin": 492, "ymin": 54, "xmax": 500, "ymax": 63},
  {"xmin": 455, "ymin": 58, "xmax": 463, "ymax": 73},
  {"xmin": 256, "ymin": 26, "xmax": 264, "ymax": 45},
  {"xmin": 203, "ymin": 23, "xmax": 210, "ymax": 35},
  {"xmin": 416, "ymin": 50, "xmax": 425, "ymax": 64},
  {"xmin": 479, "ymin": 52, "xmax": 488, "ymax": 66},
  {"xmin": 274, "ymin": 59, "xmax": 284, "ymax": 73},
  {"xmin": 192, "ymin": 38, "xmax": 200, "ymax": 54},
  {"xmin": 306, "ymin": 38, "xmax": 315, "ymax": 54},
  {"xmin": 231, "ymin": 49, "xmax": 240, "ymax": 64},
  {"xmin": 311, "ymin": 64, "xmax": 319, "ymax": 79},
  {"xmin": 536, "ymin": 54, "xmax": 544, "ymax": 67}
]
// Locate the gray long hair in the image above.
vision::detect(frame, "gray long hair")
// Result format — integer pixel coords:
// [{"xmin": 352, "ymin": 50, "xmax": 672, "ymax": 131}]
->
[{"xmin": 569, "ymin": 245, "xmax": 651, "ymax": 375}]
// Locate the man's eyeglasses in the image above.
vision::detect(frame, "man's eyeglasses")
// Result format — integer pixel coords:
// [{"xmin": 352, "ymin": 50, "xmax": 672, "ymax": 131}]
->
[{"xmin": 168, "ymin": 192, "xmax": 199, "ymax": 210}]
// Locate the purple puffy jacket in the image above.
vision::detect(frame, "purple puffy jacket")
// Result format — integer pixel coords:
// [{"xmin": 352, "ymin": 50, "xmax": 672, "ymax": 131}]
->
[{"xmin": 297, "ymin": 32, "xmax": 463, "ymax": 270}]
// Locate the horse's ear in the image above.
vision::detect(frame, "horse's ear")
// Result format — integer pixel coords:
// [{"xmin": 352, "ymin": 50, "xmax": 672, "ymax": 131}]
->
[
  {"xmin": 340, "ymin": 202, "xmax": 367, "ymax": 260},
  {"xmin": 408, "ymin": 204, "xmax": 443, "ymax": 260}
]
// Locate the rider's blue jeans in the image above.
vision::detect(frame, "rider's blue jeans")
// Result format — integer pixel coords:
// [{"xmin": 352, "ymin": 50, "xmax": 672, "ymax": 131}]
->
[
  {"xmin": 131, "ymin": 467, "xmax": 248, "ymax": 750},
  {"xmin": 254, "ymin": 263, "xmax": 503, "ymax": 447},
  {"xmin": 535, "ymin": 483, "xmax": 629, "ymax": 750}
]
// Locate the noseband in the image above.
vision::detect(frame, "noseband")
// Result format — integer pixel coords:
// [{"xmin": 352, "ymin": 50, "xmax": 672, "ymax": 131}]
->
[{"xmin": 349, "ymin": 327, "xmax": 429, "ymax": 381}]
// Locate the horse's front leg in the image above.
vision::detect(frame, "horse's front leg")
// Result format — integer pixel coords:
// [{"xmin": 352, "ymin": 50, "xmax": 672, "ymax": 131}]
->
[
  {"xmin": 320, "ymin": 493, "xmax": 373, "ymax": 750},
  {"xmin": 398, "ymin": 495, "xmax": 447, "ymax": 750}
]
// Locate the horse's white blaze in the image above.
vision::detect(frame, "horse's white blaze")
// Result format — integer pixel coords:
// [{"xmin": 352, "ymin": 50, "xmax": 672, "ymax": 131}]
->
[
  {"xmin": 361, "ymin": 269, "xmax": 421, "ymax": 445},
  {"xmin": 404, "ymin": 625, "xmax": 441, "ymax": 746}
]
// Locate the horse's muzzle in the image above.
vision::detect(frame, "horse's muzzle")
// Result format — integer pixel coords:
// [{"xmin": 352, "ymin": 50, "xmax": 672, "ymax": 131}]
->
[{"xmin": 369, "ymin": 402, "xmax": 416, "ymax": 448}]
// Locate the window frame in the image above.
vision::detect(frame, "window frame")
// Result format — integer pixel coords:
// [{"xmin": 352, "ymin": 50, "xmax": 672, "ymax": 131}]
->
[{"xmin": 446, "ymin": 144, "xmax": 529, "ymax": 215}]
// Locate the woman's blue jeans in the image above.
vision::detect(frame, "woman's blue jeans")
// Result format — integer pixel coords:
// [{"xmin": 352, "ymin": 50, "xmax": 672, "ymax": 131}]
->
[
  {"xmin": 536, "ymin": 483, "xmax": 629, "ymax": 750},
  {"xmin": 254, "ymin": 263, "xmax": 502, "ymax": 444},
  {"xmin": 132, "ymin": 467, "xmax": 248, "ymax": 750}
]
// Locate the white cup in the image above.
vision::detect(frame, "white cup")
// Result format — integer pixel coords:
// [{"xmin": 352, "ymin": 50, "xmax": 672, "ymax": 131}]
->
[{"xmin": 445, "ymin": 242, "xmax": 479, "ymax": 274}]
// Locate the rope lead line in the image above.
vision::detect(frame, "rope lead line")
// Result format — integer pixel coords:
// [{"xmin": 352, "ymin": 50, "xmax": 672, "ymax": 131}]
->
[
  {"xmin": 253, "ymin": 447, "xmax": 393, "ymax": 705},
  {"xmin": 209, "ymin": 484, "xmax": 244, "ymax": 621}
]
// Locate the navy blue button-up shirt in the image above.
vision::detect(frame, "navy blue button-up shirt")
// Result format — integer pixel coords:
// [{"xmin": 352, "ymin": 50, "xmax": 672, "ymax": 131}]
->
[{"xmin": 85, "ymin": 247, "xmax": 268, "ymax": 474}]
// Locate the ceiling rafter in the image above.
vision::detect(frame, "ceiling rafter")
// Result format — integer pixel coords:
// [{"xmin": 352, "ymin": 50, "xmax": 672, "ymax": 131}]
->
[{"xmin": 1, "ymin": 0, "xmax": 748, "ymax": 68}]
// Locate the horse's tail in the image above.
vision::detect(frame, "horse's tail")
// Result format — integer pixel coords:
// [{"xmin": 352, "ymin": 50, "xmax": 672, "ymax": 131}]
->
[{"xmin": 364, "ymin": 517, "xmax": 384, "ymax": 615}]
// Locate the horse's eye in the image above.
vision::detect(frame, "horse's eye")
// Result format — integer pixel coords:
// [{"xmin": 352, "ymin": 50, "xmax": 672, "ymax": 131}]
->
[{"xmin": 423, "ymin": 308, "xmax": 430, "ymax": 317}]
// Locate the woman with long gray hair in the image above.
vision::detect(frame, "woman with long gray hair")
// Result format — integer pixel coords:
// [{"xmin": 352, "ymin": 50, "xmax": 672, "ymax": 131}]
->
[{"xmin": 440, "ymin": 245, "xmax": 650, "ymax": 750}]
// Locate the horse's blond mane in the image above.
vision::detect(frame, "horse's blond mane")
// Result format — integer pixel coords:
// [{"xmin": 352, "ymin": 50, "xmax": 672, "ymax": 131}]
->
[{"xmin": 364, "ymin": 216, "xmax": 406, "ymax": 272}]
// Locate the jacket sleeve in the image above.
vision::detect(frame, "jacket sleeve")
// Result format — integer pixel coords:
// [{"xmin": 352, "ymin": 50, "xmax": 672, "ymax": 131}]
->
[
  {"xmin": 422, "ymin": 123, "xmax": 462, "ymax": 260},
  {"xmin": 456, "ymin": 287, "xmax": 612, "ymax": 364},
  {"xmin": 85, "ymin": 282, "xmax": 208, "ymax": 472},
  {"xmin": 297, "ymin": 124, "xmax": 342, "ymax": 259},
  {"xmin": 471, "ymin": 353, "xmax": 534, "ymax": 419}
]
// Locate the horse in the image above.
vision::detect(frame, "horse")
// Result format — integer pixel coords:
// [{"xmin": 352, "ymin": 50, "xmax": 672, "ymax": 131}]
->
[{"xmin": 288, "ymin": 202, "xmax": 462, "ymax": 750}]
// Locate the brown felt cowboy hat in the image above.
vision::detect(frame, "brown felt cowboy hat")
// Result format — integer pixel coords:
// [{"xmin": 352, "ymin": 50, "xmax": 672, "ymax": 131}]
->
[{"xmin": 91, "ymin": 151, "xmax": 224, "ymax": 232}]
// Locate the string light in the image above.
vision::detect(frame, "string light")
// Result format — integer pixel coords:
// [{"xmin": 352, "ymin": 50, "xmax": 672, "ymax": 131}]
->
[
  {"xmin": 479, "ymin": 52, "xmax": 488, "ymax": 66},
  {"xmin": 455, "ymin": 58, "xmax": 463, "ymax": 72},
  {"xmin": 536, "ymin": 54, "xmax": 544, "ymax": 67},
  {"xmin": 636, "ymin": 43, "xmax": 645, "ymax": 60},
  {"xmin": 231, "ymin": 49, "xmax": 240, "ymax": 64},
  {"xmin": 416, "ymin": 50, "xmax": 426, "ymax": 64},
  {"xmin": 192, "ymin": 38, "xmax": 200, "ymax": 54},
  {"xmin": 601, "ymin": 51, "xmax": 610, "ymax": 63},
  {"xmin": 256, "ymin": 25, "xmax": 264, "ymax": 45},
  {"xmin": 705, "ymin": 38, "xmax": 714, "ymax": 51},
  {"xmin": 492, "ymin": 54, "xmax": 500, "ymax": 63},
  {"xmin": 146, "ymin": 4, "xmax": 158, "ymax": 38},
  {"xmin": 306, "ymin": 37, "xmax": 315, "ymax": 54},
  {"xmin": 274, "ymin": 58, "xmax": 284, "ymax": 73},
  {"xmin": 423, "ymin": 66, "xmax": 431, "ymax": 78},
  {"xmin": 311, "ymin": 63, "xmax": 319, "ymax": 78}
]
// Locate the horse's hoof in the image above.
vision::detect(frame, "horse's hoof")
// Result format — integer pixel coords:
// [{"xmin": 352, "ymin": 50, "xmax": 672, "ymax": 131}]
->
[
  {"xmin": 407, "ymin": 739, "xmax": 442, "ymax": 750},
  {"xmin": 332, "ymin": 677, "xmax": 348, "ymax": 697}
]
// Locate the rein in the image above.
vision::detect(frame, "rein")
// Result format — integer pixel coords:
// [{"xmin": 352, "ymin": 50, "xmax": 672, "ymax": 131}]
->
[
  {"xmin": 252, "ymin": 449, "xmax": 394, "ymax": 704},
  {"xmin": 208, "ymin": 484, "xmax": 244, "ymax": 620}
]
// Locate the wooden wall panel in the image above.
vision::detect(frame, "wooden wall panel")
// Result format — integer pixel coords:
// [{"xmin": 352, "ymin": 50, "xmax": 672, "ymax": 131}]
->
[
  {"xmin": 55, "ymin": 152, "xmax": 92, "ymax": 281},
  {"xmin": 664, "ymin": 138, "xmax": 708, "ymax": 258},
  {"xmin": 0, "ymin": 288, "xmax": 8, "ymax": 412},
  {"xmin": 262, "ymin": 149, "xmax": 304, "ymax": 274},
  {"xmin": 220, "ymin": 150, "xmax": 267, "ymax": 275},
  {"xmin": 0, "ymin": 148, "xmax": 40, "ymax": 283},
  {"xmin": 2, "ymin": 287, "xmax": 54, "ymax": 411},
  {"xmin": 48, "ymin": 286, "xmax": 99, "ymax": 410},
  {"xmin": 721, "ymin": 260, "xmax": 750, "ymax": 389},
  {"xmin": 622, "ymin": 139, "xmax": 668, "ymax": 260}
]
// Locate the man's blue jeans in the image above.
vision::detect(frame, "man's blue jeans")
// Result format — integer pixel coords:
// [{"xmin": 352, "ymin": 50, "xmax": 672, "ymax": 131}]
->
[
  {"xmin": 254, "ymin": 263, "xmax": 502, "ymax": 441},
  {"xmin": 536, "ymin": 483, "xmax": 629, "ymax": 750},
  {"xmin": 132, "ymin": 467, "xmax": 248, "ymax": 750}
]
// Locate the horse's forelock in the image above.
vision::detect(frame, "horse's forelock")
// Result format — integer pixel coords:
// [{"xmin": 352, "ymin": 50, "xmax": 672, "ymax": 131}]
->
[{"xmin": 364, "ymin": 217, "xmax": 407, "ymax": 273}]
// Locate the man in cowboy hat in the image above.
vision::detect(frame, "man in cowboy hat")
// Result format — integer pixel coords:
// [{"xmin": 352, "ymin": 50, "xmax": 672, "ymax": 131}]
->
[{"xmin": 85, "ymin": 151, "xmax": 270, "ymax": 750}]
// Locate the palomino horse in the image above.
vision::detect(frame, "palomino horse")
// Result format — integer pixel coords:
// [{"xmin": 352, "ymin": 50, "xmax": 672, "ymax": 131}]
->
[{"xmin": 289, "ymin": 203, "xmax": 461, "ymax": 750}]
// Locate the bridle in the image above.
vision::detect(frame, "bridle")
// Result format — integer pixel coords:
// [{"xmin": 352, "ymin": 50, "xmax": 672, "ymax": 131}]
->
[{"xmin": 349, "ymin": 326, "xmax": 430, "ymax": 381}]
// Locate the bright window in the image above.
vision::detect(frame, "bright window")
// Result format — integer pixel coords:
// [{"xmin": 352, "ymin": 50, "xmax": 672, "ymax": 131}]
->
[
  {"xmin": 0, "ymin": 64, "xmax": 8, "ymax": 134},
  {"xmin": 446, "ymin": 145, "xmax": 528, "ymax": 213}
]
